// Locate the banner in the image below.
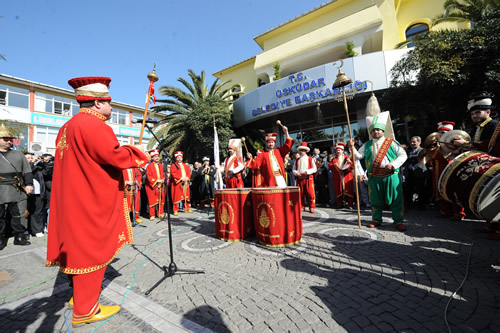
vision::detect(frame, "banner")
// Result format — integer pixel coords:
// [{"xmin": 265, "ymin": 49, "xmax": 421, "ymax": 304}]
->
[{"xmin": 214, "ymin": 125, "xmax": 224, "ymax": 190}]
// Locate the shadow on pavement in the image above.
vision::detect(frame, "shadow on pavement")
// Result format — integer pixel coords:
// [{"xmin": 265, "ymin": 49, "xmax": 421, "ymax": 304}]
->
[
  {"xmin": 183, "ymin": 304, "xmax": 230, "ymax": 333},
  {"xmin": 0, "ymin": 271, "xmax": 71, "ymax": 333}
]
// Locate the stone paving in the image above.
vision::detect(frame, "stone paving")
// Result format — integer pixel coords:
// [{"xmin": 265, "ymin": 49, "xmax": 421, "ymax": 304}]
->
[{"xmin": 1, "ymin": 206, "xmax": 499, "ymax": 332}]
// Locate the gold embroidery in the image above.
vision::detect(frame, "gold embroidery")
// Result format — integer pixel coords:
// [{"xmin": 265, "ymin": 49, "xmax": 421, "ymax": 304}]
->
[
  {"xmin": 56, "ymin": 127, "xmax": 69, "ymax": 160},
  {"xmin": 289, "ymin": 231, "xmax": 295, "ymax": 237},
  {"xmin": 256, "ymin": 202, "xmax": 276, "ymax": 228},
  {"xmin": 288, "ymin": 200, "xmax": 293, "ymax": 206},
  {"xmin": 217, "ymin": 201, "xmax": 235, "ymax": 226},
  {"xmin": 45, "ymin": 197, "xmax": 135, "ymax": 274},
  {"xmin": 118, "ymin": 232, "xmax": 126, "ymax": 243},
  {"xmin": 79, "ymin": 107, "xmax": 107, "ymax": 121},
  {"xmin": 221, "ymin": 206, "xmax": 230, "ymax": 225},
  {"xmin": 259, "ymin": 209, "xmax": 271, "ymax": 228}
]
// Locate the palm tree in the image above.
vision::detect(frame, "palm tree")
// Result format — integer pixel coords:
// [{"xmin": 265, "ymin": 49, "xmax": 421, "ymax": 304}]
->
[
  {"xmin": 149, "ymin": 69, "xmax": 239, "ymax": 162},
  {"xmin": 433, "ymin": 0, "xmax": 500, "ymax": 25}
]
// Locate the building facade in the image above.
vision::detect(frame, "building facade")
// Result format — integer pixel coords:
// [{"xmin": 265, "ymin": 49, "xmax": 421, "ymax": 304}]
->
[
  {"xmin": 214, "ymin": 0, "xmax": 466, "ymax": 149},
  {"xmin": 0, "ymin": 74, "xmax": 160, "ymax": 154}
]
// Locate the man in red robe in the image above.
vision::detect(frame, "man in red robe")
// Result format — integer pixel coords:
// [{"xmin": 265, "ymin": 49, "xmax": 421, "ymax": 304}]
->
[
  {"xmin": 245, "ymin": 149, "xmax": 264, "ymax": 187},
  {"xmin": 430, "ymin": 121, "xmax": 466, "ymax": 220},
  {"xmin": 293, "ymin": 142, "xmax": 317, "ymax": 212},
  {"xmin": 46, "ymin": 77, "xmax": 150, "ymax": 327},
  {"xmin": 170, "ymin": 151, "xmax": 192, "ymax": 215},
  {"xmin": 329, "ymin": 142, "xmax": 354, "ymax": 209},
  {"xmin": 223, "ymin": 139, "xmax": 244, "ymax": 188},
  {"xmin": 123, "ymin": 167, "xmax": 143, "ymax": 224},
  {"xmin": 145, "ymin": 149, "xmax": 165, "ymax": 220},
  {"xmin": 246, "ymin": 128, "xmax": 295, "ymax": 188}
]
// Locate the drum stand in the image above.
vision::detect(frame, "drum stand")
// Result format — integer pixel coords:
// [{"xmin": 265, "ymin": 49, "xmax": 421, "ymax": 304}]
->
[{"xmin": 143, "ymin": 124, "xmax": 204, "ymax": 296}]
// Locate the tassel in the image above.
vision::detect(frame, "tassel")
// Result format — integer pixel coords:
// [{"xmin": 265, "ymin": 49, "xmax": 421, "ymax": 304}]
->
[{"xmin": 366, "ymin": 93, "xmax": 381, "ymax": 117}]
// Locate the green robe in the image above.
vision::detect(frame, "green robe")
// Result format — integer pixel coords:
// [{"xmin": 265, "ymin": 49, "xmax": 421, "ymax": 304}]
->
[{"xmin": 364, "ymin": 140, "xmax": 404, "ymax": 224}]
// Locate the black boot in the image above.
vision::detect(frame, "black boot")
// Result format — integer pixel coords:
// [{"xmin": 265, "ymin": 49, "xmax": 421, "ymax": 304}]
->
[
  {"xmin": 14, "ymin": 233, "xmax": 31, "ymax": 246},
  {"xmin": 0, "ymin": 235, "xmax": 6, "ymax": 250}
]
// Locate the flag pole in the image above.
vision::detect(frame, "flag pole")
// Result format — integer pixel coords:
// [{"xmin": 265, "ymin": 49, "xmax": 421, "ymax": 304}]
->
[
  {"xmin": 139, "ymin": 64, "xmax": 159, "ymax": 145},
  {"xmin": 332, "ymin": 61, "xmax": 362, "ymax": 229}
]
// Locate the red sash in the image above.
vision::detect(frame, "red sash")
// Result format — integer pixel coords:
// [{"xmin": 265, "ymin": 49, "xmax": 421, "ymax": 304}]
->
[{"xmin": 371, "ymin": 138, "xmax": 394, "ymax": 177}]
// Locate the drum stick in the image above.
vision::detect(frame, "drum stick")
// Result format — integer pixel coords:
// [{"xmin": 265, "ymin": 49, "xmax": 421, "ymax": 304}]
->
[
  {"xmin": 241, "ymin": 137, "xmax": 249, "ymax": 154},
  {"xmin": 276, "ymin": 120, "xmax": 286, "ymax": 131}
]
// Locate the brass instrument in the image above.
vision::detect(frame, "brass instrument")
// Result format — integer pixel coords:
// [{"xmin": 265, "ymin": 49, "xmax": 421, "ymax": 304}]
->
[
  {"xmin": 424, "ymin": 132, "xmax": 441, "ymax": 150},
  {"xmin": 440, "ymin": 130, "xmax": 472, "ymax": 158}
]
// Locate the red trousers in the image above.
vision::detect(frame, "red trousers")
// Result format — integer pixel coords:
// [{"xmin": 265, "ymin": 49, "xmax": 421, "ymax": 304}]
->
[
  {"xmin": 297, "ymin": 176, "xmax": 315, "ymax": 210},
  {"xmin": 69, "ymin": 267, "xmax": 106, "ymax": 319}
]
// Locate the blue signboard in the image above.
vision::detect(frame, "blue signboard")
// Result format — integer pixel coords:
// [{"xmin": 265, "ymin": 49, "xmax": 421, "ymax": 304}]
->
[{"xmin": 31, "ymin": 113, "xmax": 68, "ymax": 128}]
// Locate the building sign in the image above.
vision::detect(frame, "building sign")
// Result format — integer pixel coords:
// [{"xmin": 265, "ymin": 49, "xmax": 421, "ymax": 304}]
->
[
  {"xmin": 252, "ymin": 74, "xmax": 367, "ymax": 117},
  {"xmin": 118, "ymin": 126, "xmax": 152, "ymax": 139},
  {"xmin": 232, "ymin": 50, "xmax": 408, "ymax": 127},
  {"xmin": 31, "ymin": 113, "xmax": 68, "ymax": 128}
]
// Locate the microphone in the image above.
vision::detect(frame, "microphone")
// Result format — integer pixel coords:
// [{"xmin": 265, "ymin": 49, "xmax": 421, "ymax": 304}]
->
[{"xmin": 132, "ymin": 118, "xmax": 161, "ymax": 124}]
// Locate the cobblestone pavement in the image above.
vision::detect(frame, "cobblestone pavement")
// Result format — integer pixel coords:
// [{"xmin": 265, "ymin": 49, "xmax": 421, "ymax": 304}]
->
[{"xmin": 1, "ymin": 206, "xmax": 499, "ymax": 332}]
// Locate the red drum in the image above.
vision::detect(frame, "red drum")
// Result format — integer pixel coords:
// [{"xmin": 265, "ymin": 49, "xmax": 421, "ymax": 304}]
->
[
  {"xmin": 251, "ymin": 187, "xmax": 302, "ymax": 246},
  {"xmin": 439, "ymin": 151, "xmax": 500, "ymax": 220},
  {"xmin": 214, "ymin": 188, "xmax": 254, "ymax": 241}
]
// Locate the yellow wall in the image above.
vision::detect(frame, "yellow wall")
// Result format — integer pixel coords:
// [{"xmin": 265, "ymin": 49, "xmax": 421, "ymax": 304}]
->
[{"xmin": 215, "ymin": 0, "xmax": 465, "ymax": 96}]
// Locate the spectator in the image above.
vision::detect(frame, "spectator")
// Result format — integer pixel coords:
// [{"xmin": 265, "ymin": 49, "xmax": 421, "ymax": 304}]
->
[
  {"xmin": 0, "ymin": 124, "xmax": 33, "ymax": 250},
  {"xmin": 404, "ymin": 136, "xmax": 424, "ymax": 210}
]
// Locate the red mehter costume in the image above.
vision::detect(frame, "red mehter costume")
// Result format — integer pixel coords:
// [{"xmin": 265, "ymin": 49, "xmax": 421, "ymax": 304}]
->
[
  {"xmin": 46, "ymin": 75, "xmax": 149, "ymax": 326},
  {"xmin": 123, "ymin": 168, "xmax": 142, "ymax": 222},
  {"xmin": 246, "ymin": 150, "xmax": 264, "ymax": 188},
  {"xmin": 247, "ymin": 133, "xmax": 295, "ymax": 187},
  {"xmin": 224, "ymin": 154, "xmax": 244, "ymax": 188},
  {"xmin": 293, "ymin": 142, "xmax": 317, "ymax": 212},
  {"xmin": 329, "ymin": 143, "xmax": 354, "ymax": 208},
  {"xmin": 170, "ymin": 151, "xmax": 191, "ymax": 213},
  {"xmin": 145, "ymin": 150, "xmax": 165, "ymax": 218},
  {"xmin": 430, "ymin": 121, "xmax": 466, "ymax": 219}
]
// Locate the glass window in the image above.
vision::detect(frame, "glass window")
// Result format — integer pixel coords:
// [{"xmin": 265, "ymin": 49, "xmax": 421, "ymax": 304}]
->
[
  {"xmin": 232, "ymin": 86, "xmax": 241, "ymax": 101},
  {"xmin": 0, "ymin": 84, "xmax": 29, "ymax": 109},
  {"xmin": 116, "ymin": 135, "xmax": 130, "ymax": 145},
  {"xmin": 34, "ymin": 126, "xmax": 60, "ymax": 150},
  {"xmin": 111, "ymin": 108, "xmax": 129, "ymax": 125},
  {"xmin": 34, "ymin": 92, "xmax": 78, "ymax": 115},
  {"xmin": 133, "ymin": 137, "xmax": 149, "ymax": 148},
  {"xmin": 405, "ymin": 23, "xmax": 429, "ymax": 48},
  {"xmin": 8, "ymin": 92, "xmax": 29, "ymax": 109}
]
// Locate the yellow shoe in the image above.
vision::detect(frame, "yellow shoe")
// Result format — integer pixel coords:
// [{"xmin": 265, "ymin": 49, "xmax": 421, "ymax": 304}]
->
[
  {"xmin": 135, "ymin": 218, "xmax": 143, "ymax": 223},
  {"xmin": 72, "ymin": 305, "xmax": 121, "ymax": 327},
  {"xmin": 159, "ymin": 214, "xmax": 165, "ymax": 218},
  {"xmin": 173, "ymin": 212, "xmax": 178, "ymax": 216},
  {"xmin": 186, "ymin": 209, "xmax": 193, "ymax": 213},
  {"xmin": 150, "ymin": 216, "xmax": 155, "ymax": 221}
]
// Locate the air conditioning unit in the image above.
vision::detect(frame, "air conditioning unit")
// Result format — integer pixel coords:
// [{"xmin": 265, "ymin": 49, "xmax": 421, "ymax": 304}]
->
[{"xmin": 30, "ymin": 142, "xmax": 46, "ymax": 153}]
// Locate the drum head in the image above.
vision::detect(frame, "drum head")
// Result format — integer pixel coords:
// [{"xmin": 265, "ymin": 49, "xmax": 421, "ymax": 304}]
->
[{"xmin": 476, "ymin": 173, "xmax": 500, "ymax": 221}]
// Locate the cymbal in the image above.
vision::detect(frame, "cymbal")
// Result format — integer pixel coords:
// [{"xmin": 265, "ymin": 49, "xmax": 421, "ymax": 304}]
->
[{"xmin": 424, "ymin": 132, "xmax": 441, "ymax": 149}]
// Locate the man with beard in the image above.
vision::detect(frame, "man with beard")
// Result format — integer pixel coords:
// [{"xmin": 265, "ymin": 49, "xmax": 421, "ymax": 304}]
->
[{"xmin": 246, "ymin": 128, "xmax": 295, "ymax": 188}]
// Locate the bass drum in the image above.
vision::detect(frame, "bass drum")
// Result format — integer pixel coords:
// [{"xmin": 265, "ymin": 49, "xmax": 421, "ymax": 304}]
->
[{"xmin": 439, "ymin": 151, "xmax": 500, "ymax": 221}]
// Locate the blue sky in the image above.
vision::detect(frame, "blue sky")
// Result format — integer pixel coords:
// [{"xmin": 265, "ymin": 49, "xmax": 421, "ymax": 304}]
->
[{"xmin": 1, "ymin": 0, "xmax": 328, "ymax": 107}]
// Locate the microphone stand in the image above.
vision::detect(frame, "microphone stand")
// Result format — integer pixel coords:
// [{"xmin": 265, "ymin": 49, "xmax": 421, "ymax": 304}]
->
[{"xmin": 142, "ymin": 123, "xmax": 204, "ymax": 295}]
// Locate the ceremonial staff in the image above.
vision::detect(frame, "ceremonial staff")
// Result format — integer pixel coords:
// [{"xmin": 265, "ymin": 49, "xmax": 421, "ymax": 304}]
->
[
  {"xmin": 139, "ymin": 64, "xmax": 159, "ymax": 144},
  {"xmin": 241, "ymin": 137, "xmax": 249, "ymax": 155},
  {"xmin": 332, "ymin": 61, "xmax": 362, "ymax": 229}
]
